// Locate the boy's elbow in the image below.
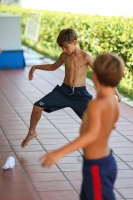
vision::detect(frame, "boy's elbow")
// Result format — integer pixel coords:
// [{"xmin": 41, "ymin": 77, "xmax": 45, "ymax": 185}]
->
[
  {"xmin": 90, "ymin": 132, "xmax": 99, "ymax": 143},
  {"xmin": 92, "ymin": 128, "xmax": 100, "ymax": 140},
  {"xmin": 51, "ymin": 64, "xmax": 57, "ymax": 71},
  {"xmin": 83, "ymin": 131, "xmax": 99, "ymax": 147},
  {"xmin": 94, "ymin": 132, "xmax": 99, "ymax": 141}
]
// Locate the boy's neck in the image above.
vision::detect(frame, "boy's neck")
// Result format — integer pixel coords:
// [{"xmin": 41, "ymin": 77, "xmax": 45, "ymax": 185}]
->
[
  {"xmin": 97, "ymin": 85, "xmax": 115, "ymax": 99},
  {"xmin": 72, "ymin": 46, "xmax": 81, "ymax": 55}
]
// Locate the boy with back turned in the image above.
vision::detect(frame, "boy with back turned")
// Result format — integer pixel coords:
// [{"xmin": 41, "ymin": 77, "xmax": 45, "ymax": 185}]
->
[{"xmin": 39, "ymin": 53, "xmax": 124, "ymax": 200}]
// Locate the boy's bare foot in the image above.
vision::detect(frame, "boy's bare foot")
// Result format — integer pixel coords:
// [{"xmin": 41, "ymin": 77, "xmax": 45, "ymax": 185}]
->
[{"xmin": 21, "ymin": 132, "xmax": 37, "ymax": 148}]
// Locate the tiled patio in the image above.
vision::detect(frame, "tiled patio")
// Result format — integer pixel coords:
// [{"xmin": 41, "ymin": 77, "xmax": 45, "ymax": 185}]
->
[{"xmin": 0, "ymin": 50, "xmax": 133, "ymax": 200}]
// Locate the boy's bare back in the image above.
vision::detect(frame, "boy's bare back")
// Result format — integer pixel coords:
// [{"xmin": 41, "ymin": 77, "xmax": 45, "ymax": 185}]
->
[{"xmin": 81, "ymin": 94, "xmax": 118, "ymax": 160}]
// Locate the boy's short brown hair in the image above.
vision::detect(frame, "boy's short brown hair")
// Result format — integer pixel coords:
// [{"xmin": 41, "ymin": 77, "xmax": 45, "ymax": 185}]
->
[
  {"xmin": 57, "ymin": 28, "xmax": 78, "ymax": 47},
  {"xmin": 93, "ymin": 53, "xmax": 124, "ymax": 87}
]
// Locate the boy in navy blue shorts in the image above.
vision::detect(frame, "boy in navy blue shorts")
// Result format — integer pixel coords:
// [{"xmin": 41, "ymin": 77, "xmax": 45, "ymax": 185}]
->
[
  {"xmin": 39, "ymin": 53, "xmax": 124, "ymax": 200},
  {"xmin": 21, "ymin": 28, "xmax": 121, "ymax": 148}
]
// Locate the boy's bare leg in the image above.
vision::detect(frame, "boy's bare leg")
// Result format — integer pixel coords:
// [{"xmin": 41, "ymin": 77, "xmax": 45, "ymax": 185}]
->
[{"xmin": 21, "ymin": 106, "xmax": 44, "ymax": 148}]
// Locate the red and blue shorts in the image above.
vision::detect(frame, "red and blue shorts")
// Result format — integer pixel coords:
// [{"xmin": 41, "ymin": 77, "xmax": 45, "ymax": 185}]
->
[{"xmin": 80, "ymin": 152, "xmax": 117, "ymax": 200}]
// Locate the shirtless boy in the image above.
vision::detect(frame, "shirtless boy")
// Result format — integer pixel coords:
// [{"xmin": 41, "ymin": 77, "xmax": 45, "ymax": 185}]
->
[
  {"xmin": 21, "ymin": 28, "xmax": 121, "ymax": 148},
  {"xmin": 39, "ymin": 53, "xmax": 124, "ymax": 200}
]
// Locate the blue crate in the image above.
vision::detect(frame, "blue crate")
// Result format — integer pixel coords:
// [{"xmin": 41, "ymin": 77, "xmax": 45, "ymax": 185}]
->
[{"xmin": 0, "ymin": 50, "xmax": 25, "ymax": 69}]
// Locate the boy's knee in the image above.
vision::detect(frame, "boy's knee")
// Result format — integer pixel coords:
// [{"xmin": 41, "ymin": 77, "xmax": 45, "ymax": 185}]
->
[{"xmin": 33, "ymin": 105, "xmax": 44, "ymax": 113}]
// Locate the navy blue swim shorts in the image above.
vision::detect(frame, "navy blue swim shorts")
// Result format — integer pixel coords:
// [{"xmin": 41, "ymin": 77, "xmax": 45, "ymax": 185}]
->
[
  {"xmin": 34, "ymin": 83, "xmax": 92, "ymax": 119},
  {"xmin": 80, "ymin": 152, "xmax": 117, "ymax": 200}
]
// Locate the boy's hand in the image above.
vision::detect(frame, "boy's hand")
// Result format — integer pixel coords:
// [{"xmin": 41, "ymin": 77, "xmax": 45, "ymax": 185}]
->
[
  {"xmin": 116, "ymin": 93, "xmax": 121, "ymax": 102},
  {"xmin": 114, "ymin": 88, "xmax": 121, "ymax": 102},
  {"xmin": 28, "ymin": 66, "xmax": 36, "ymax": 81},
  {"xmin": 39, "ymin": 150, "xmax": 63, "ymax": 168}
]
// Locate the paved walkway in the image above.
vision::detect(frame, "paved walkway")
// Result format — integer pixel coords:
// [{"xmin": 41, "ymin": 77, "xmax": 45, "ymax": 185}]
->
[{"xmin": 0, "ymin": 50, "xmax": 133, "ymax": 200}]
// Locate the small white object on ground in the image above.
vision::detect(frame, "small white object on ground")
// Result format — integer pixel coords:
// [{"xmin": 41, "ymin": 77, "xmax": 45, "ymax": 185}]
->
[{"xmin": 1, "ymin": 156, "xmax": 15, "ymax": 169}]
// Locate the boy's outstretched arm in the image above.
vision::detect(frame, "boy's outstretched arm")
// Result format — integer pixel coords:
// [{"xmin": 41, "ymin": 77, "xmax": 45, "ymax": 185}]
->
[
  {"xmin": 39, "ymin": 101, "xmax": 101, "ymax": 168},
  {"xmin": 28, "ymin": 53, "xmax": 64, "ymax": 80}
]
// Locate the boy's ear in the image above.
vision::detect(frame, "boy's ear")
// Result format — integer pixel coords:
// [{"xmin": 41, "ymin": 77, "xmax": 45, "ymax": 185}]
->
[
  {"xmin": 92, "ymin": 72, "xmax": 99, "ymax": 87},
  {"xmin": 92, "ymin": 73, "xmax": 97, "ymax": 82},
  {"xmin": 73, "ymin": 40, "xmax": 77, "ymax": 46}
]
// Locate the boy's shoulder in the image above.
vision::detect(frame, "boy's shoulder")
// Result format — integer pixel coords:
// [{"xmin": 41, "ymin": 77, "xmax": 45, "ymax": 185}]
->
[
  {"xmin": 86, "ymin": 99, "xmax": 102, "ymax": 113},
  {"xmin": 87, "ymin": 98, "xmax": 110, "ymax": 114},
  {"xmin": 88, "ymin": 96, "xmax": 118, "ymax": 114},
  {"xmin": 59, "ymin": 52, "xmax": 68, "ymax": 59},
  {"xmin": 80, "ymin": 50, "xmax": 93, "ymax": 67},
  {"xmin": 80, "ymin": 49, "xmax": 92, "ymax": 57}
]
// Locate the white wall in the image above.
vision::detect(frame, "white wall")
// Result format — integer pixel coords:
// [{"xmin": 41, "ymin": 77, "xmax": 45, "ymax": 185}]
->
[
  {"xmin": 0, "ymin": 13, "xmax": 21, "ymax": 50},
  {"xmin": 20, "ymin": 0, "xmax": 133, "ymax": 17}
]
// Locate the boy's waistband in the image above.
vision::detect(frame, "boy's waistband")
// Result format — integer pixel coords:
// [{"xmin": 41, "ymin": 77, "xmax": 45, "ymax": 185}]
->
[
  {"xmin": 83, "ymin": 152, "xmax": 114, "ymax": 166},
  {"xmin": 62, "ymin": 83, "xmax": 86, "ymax": 90}
]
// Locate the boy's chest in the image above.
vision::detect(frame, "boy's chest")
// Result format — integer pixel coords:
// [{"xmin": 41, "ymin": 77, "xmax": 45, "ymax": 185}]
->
[{"xmin": 65, "ymin": 56, "xmax": 87, "ymax": 68}]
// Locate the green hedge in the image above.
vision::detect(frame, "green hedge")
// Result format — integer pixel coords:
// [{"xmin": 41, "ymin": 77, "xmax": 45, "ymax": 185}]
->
[{"xmin": 1, "ymin": 5, "xmax": 133, "ymax": 99}]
